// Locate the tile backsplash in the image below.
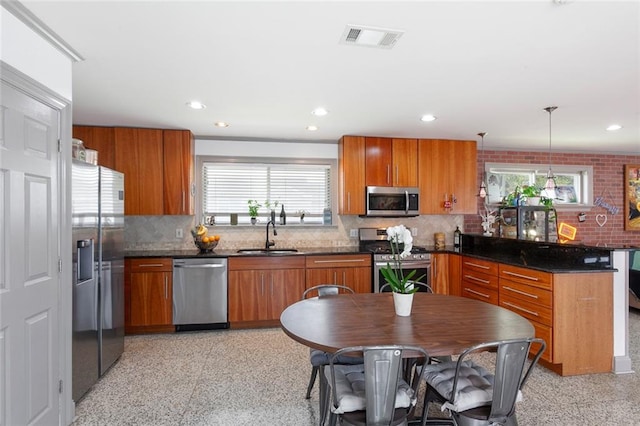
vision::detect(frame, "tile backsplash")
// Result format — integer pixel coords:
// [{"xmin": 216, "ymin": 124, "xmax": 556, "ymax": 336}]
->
[{"xmin": 125, "ymin": 215, "xmax": 465, "ymax": 251}]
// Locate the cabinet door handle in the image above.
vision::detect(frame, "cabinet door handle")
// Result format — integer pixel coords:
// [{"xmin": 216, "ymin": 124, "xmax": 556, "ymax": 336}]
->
[
  {"xmin": 271, "ymin": 274, "xmax": 274, "ymax": 296},
  {"xmin": 464, "ymin": 288, "xmax": 490, "ymax": 299},
  {"xmin": 395, "ymin": 165, "xmax": 399, "ymax": 185},
  {"xmin": 261, "ymin": 273, "xmax": 265, "ymax": 296},
  {"xmin": 182, "ymin": 191, "xmax": 185, "ymax": 213},
  {"xmin": 387, "ymin": 164, "xmax": 391, "ymax": 185},
  {"xmin": 503, "ymin": 286, "xmax": 538, "ymax": 299},
  {"xmin": 464, "ymin": 274, "xmax": 490, "ymax": 285},
  {"xmin": 503, "ymin": 270, "xmax": 539, "ymax": 282},
  {"xmin": 342, "ymin": 272, "xmax": 346, "ymax": 285},
  {"xmin": 313, "ymin": 259, "xmax": 365, "ymax": 264},
  {"xmin": 347, "ymin": 193, "xmax": 351, "ymax": 212},
  {"xmin": 464, "ymin": 262, "xmax": 490, "ymax": 270},
  {"xmin": 164, "ymin": 275, "xmax": 168, "ymax": 299},
  {"xmin": 333, "ymin": 272, "xmax": 337, "ymax": 284},
  {"xmin": 503, "ymin": 301, "xmax": 539, "ymax": 317},
  {"xmin": 138, "ymin": 263, "xmax": 165, "ymax": 268}
]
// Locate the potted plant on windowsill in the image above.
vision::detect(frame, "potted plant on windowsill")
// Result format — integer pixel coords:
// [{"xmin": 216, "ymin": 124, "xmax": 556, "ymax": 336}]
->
[
  {"xmin": 248, "ymin": 199, "xmax": 261, "ymax": 225},
  {"xmin": 379, "ymin": 225, "xmax": 426, "ymax": 316},
  {"xmin": 522, "ymin": 185, "xmax": 541, "ymax": 206}
]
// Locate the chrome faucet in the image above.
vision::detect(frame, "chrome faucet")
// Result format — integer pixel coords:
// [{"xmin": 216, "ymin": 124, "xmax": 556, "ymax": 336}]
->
[{"xmin": 265, "ymin": 210, "xmax": 277, "ymax": 250}]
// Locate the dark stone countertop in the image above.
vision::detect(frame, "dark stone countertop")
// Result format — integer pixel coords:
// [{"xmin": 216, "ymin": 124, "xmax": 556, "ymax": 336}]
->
[{"xmin": 125, "ymin": 246, "xmax": 365, "ymax": 259}]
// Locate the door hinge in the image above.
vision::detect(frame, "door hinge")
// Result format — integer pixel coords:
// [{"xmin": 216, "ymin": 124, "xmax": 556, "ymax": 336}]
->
[
  {"xmin": 59, "ymin": 379, "xmax": 63, "ymax": 394},
  {"xmin": 58, "ymin": 258, "xmax": 62, "ymax": 273},
  {"xmin": 58, "ymin": 139, "xmax": 62, "ymax": 153}
]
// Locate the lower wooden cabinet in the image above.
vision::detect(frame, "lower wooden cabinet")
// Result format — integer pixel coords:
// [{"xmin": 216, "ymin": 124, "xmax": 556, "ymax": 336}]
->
[
  {"xmin": 305, "ymin": 254, "xmax": 372, "ymax": 294},
  {"xmin": 125, "ymin": 258, "xmax": 173, "ymax": 334},
  {"xmin": 461, "ymin": 256, "xmax": 499, "ymax": 304},
  {"xmin": 431, "ymin": 253, "xmax": 449, "ymax": 294},
  {"xmin": 228, "ymin": 256, "xmax": 305, "ymax": 327}
]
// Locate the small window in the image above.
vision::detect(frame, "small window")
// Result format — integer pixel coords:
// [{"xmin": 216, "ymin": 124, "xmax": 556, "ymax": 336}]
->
[
  {"xmin": 485, "ymin": 162, "xmax": 592, "ymax": 208},
  {"xmin": 198, "ymin": 158, "xmax": 333, "ymax": 225}
]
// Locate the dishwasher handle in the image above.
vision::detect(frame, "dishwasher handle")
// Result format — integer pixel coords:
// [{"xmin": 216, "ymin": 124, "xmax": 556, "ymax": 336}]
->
[{"xmin": 174, "ymin": 264, "xmax": 225, "ymax": 269}]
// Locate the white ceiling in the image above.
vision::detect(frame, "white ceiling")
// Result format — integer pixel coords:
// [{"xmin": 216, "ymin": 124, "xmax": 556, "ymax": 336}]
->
[{"xmin": 19, "ymin": 0, "xmax": 640, "ymax": 154}]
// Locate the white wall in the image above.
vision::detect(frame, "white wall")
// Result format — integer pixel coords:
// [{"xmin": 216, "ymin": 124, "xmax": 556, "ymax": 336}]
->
[
  {"xmin": 1, "ymin": 8, "xmax": 72, "ymax": 100},
  {"xmin": 196, "ymin": 138, "xmax": 338, "ymax": 159}
]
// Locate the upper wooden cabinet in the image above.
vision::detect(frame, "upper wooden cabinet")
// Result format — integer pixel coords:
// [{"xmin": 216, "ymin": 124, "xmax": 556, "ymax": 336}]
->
[
  {"xmin": 72, "ymin": 125, "xmax": 116, "ymax": 170},
  {"xmin": 365, "ymin": 137, "xmax": 418, "ymax": 187},
  {"xmin": 418, "ymin": 139, "xmax": 477, "ymax": 214},
  {"xmin": 74, "ymin": 125, "xmax": 194, "ymax": 216},
  {"xmin": 115, "ymin": 127, "xmax": 164, "ymax": 215},
  {"xmin": 338, "ymin": 136, "xmax": 366, "ymax": 215},
  {"xmin": 163, "ymin": 130, "xmax": 194, "ymax": 215}
]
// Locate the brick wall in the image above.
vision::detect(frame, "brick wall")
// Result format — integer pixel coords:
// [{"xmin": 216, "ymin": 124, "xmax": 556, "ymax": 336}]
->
[{"xmin": 464, "ymin": 150, "xmax": 640, "ymax": 247}]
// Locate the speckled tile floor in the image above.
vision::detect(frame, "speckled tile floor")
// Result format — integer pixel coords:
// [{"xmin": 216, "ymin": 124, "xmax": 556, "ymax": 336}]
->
[{"xmin": 73, "ymin": 310, "xmax": 640, "ymax": 426}]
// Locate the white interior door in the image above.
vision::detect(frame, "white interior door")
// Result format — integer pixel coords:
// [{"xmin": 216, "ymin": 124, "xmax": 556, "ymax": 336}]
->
[{"xmin": 0, "ymin": 80, "xmax": 60, "ymax": 425}]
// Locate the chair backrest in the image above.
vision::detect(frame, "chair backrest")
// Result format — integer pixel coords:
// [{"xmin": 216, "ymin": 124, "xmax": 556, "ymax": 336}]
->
[
  {"xmin": 329, "ymin": 345, "xmax": 429, "ymax": 425},
  {"xmin": 379, "ymin": 281, "xmax": 432, "ymax": 293},
  {"xmin": 302, "ymin": 284, "xmax": 355, "ymax": 300},
  {"xmin": 451, "ymin": 337, "xmax": 546, "ymax": 425}
]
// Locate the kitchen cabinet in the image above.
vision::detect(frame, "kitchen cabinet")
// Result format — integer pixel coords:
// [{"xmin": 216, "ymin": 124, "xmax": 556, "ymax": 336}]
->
[
  {"xmin": 418, "ymin": 139, "xmax": 477, "ymax": 214},
  {"xmin": 163, "ymin": 129, "xmax": 194, "ymax": 215},
  {"xmin": 305, "ymin": 254, "xmax": 372, "ymax": 294},
  {"xmin": 460, "ymin": 256, "xmax": 499, "ymax": 305},
  {"xmin": 497, "ymin": 264, "xmax": 612, "ymax": 375},
  {"xmin": 447, "ymin": 253, "xmax": 462, "ymax": 296},
  {"xmin": 125, "ymin": 258, "xmax": 173, "ymax": 334},
  {"xmin": 228, "ymin": 256, "xmax": 305, "ymax": 327},
  {"xmin": 364, "ymin": 137, "xmax": 418, "ymax": 187},
  {"xmin": 115, "ymin": 127, "xmax": 164, "ymax": 215},
  {"xmin": 338, "ymin": 136, "xmax": 366, "ymax": 215},
  {"xmin": 430, "ymin": 253, "xmax": 449, "ymax": 295},
  {"xmin": 72, "ymin": 125, "xmax": 116, "ymax": 169}
]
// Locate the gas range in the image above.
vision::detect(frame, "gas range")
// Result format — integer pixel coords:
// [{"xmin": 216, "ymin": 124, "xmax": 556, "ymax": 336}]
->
[{"xmin": 358, "ymin": 228, "xmax": 431, "ymax": 262}]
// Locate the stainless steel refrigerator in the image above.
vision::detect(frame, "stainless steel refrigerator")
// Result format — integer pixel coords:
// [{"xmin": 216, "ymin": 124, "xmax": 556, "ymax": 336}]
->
[{"xmin": 72, "ymin": 160, "xmax": 125, "ymax": 401}]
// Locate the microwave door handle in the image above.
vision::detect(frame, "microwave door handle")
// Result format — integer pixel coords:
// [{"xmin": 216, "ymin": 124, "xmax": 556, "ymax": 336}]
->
[{"xmin": 405, "ymin": 190, "xmax": 409, "ymax": 214}]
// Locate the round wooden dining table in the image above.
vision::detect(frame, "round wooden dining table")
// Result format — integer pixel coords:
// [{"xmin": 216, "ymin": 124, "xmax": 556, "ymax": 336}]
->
[{"xmin": 280, "ymin": 293, "xmax": 534, "ymax": 357}]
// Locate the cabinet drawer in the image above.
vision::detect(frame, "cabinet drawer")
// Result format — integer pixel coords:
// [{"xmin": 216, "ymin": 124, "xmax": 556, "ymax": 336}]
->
[
  {"xmin": 461, "ymin": 282, "xmax": 498, "ymax": 304},
  {"xmin": 499, "ymin": 293, "xmax": 552, "ymax": 327},
  {"xmin": 462, "ymin": 257, "xmax": 498, "ymax": 276},
  {"xmin": 499, "ymin": 264, "xmax": 551, "ymax": 290},
  {"xmin": 462, "ymin": 270, "xmax": 498, "ymax": 289},
  {"xmin": 500, "ymin": 279, "xmax": 552, "ymax": 308},
  {"xmin": 306, "ymin": 254, "xmax": 371, "ymax": 269},
  {"xmin": 129, "ymin": 258, "xmax": 173, "ymax": 272},
  {"xmin": 229, "ymin": 256, "xmax": 305, "ymax": 271},
  {"xmin": 531, "ymin": 321, "xmax": 553, "ymax": 363}
]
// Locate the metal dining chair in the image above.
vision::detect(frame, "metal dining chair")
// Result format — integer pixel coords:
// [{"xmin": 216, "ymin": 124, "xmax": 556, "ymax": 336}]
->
[
  {"xmin": 420, "ymin": 337, "xmax": 546, "ymax": 426},
  {"xmin": 325, "ymin": 345, "xmax": 430, "ymax": 426},
  {"xmin": 302, "ymin": 284, "xmax": 363, "ymax": 425}
]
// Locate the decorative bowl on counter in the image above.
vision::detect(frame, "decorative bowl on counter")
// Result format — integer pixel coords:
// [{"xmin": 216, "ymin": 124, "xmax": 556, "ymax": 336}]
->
[{"xmin": 194, "ymin": 235, "xmax": 219, "ymax": 252}]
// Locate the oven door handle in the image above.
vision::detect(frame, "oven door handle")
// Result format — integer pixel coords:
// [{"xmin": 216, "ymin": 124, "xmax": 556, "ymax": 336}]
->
[{"xmin": 375, "ymin": 261, "xmax": 431, "ymax": 268}]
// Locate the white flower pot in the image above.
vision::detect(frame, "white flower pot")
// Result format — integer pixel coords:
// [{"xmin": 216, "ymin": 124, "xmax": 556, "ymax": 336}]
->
[
  {"xmin": 527, "ymin": 197, "xmax": 541, "ymax": 206},
  {"xmin": 393, "ymin": 292, "xmax": 414, "ymax": 316}
]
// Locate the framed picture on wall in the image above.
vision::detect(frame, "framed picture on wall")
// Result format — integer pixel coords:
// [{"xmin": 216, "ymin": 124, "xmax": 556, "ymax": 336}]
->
[{"xmin": 625, "ymin": 164, "xmax": 640, "ymax": 231}]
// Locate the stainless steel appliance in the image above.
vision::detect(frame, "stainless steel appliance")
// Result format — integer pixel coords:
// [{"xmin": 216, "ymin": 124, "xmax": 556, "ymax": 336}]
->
[
  {"xmin": 359, "ymin": 228, "xmax": 431, "ymax": 292},
  {"xmin": 72, "ymin": 161, "xmax": 125, "ymax": 401},
  {"xmin": 173, "ymin": 258, "xmax": 229, "ymax": 331},
  {"xmin": 365, "ymin": 186, "xmax": 419, "ymax": 217}
]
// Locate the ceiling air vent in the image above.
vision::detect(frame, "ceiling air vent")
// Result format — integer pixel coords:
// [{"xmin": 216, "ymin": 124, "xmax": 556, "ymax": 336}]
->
[{"xmin": 340, "ymin": 25, "xmax": 404, "ymax": 49}]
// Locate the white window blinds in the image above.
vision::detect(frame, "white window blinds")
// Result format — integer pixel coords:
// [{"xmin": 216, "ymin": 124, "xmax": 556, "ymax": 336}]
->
[{"xmin": 202, "ymin": 161, "xmax": 331, "ymax": 224}]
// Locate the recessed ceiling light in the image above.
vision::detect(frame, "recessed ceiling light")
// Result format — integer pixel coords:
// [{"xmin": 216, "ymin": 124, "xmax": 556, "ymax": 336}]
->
[
  {"xmin": 606, "ymin": 124, "xmax": 623, "ymax": 131},
  {"xmin": 420, "ymin": 114, "xmax": 437, "ymax": 122},
  {"xmin": 186, "ymin": 101, "xmax": 206, "ymax": 110},
  {"xmin": 306, "ymin": 125, "xmax": 318, "ymax": 131},
  {"xmin": 312, "ymin": 107, "xmax": 329, "ymax": 116},
  {"xmin": 214, "ymin": 121, "xmax": 229, "ymax": 128}
]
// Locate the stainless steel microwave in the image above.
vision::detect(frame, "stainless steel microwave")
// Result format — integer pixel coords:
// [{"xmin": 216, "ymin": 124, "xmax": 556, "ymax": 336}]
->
[{"xmin": 365, "ymin": 186, "xmax": 419, "ymax": 217}]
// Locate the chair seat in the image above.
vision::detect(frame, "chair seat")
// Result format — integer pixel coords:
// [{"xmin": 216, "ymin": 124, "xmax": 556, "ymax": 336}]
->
[
  {"xmin": 424, "ymin": 359, "xmax": 505, "ymax": 413},
  {"xmin": 325, "ymin": 363, "xmax": 414, "ymax": 414},
  {"xmin": 310, "ymin": 348, "xmax": 363, "ymax": 366}
]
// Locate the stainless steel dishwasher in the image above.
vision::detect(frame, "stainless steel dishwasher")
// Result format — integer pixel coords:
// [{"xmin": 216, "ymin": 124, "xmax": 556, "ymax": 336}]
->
[{"xmin": 172, "ymin": 258, "xmax": 228, "ymax": 331}]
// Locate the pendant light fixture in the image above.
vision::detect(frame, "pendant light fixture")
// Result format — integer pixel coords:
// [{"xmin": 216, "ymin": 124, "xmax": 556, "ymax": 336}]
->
[
  {"xmin": 543, "ymin": 106, "xmax": 558, "ymax": 195},
  {"xmin": 477, "ymin": 132, "xmax": 488, "ymax": 198}
]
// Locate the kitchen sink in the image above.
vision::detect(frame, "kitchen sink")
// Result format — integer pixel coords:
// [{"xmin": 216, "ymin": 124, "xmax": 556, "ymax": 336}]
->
[{"xmin": 236, "ymin": 248, "xmax": 298, "ymax": 255}]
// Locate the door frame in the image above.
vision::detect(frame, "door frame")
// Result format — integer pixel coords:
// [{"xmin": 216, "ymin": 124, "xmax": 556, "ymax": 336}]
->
[{"xmin": 1, "ymin": 61, "xmax": 74, "ymax": 425}]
